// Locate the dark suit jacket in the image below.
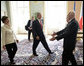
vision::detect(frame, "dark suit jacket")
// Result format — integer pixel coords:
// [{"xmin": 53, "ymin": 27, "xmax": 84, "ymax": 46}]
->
[
  {"xmin": 32, "ymin": 19, "xmax": 45, "ymax": 39},
  {"xmin": 25, "ymin": 20, "xmax": 31, "ymax": 31},
  {"xmin": 56, "ymin": 18, "xmax": 79, "ymax": 51}
]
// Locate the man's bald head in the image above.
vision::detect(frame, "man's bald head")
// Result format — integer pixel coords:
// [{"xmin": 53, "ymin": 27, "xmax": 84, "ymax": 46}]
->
[{"xmin": 67, "ymin": 11, "xmax": 75, "ymax": 22}]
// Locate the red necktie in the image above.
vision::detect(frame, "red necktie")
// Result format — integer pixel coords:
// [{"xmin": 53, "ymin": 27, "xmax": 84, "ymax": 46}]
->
[{"xmin": 39, "ymin": 20, "xmax": 43, "ymax": 29}]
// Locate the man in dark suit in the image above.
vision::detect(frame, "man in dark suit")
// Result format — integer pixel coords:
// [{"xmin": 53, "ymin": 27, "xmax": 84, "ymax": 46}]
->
[
  {"xmin": 26, "ymin": 16, "xmax": 35, "ymax": 41},
  {"xmin": 32, "ymin": 13, "xmax": 53, "ymax": 56},
  {"xmin": 50, "ymin": 11, "xmax": 78, "ymax": 65}
]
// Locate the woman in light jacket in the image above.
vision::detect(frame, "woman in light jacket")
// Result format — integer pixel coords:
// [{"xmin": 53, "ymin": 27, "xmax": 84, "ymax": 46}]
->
[{"xmin": 1, "ymin": 16, "xmax": 19, "ymax": 64}]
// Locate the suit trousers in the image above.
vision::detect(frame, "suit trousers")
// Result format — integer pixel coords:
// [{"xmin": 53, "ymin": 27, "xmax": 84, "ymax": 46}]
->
[
  {"xmin": 32, "ymin": 37, "xmax": 51, "ymax": 54},
  {"xmin": 62, "ymin": 49, "xmax": 77, "ymax": 65},
  {"xmin": 28, "ymin": 30, "xmax": 32, "ymax": 40}
]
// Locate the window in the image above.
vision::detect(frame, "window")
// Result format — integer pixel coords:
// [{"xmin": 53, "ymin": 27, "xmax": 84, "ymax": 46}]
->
[
  {"xmin": 10, "ymin": 1, "xmax": 30, "ymax": 34},
  {"xmin": 45, "ymin": 1, "xmax": 67, "ymax": 35}
]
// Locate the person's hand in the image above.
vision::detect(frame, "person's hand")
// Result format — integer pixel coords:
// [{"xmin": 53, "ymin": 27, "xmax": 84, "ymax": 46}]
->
[
  {"xmin": 50, "ymin": 37, "xmax": 56, "ymax": 41},
  {"xmin": 16, "ymin": 40, "xmax": 19, "ymax": 43},
  {"xmin": 36, "ymin": 36, "xmax": 40, "ymax": 40},
  {"xmin": 28, "ymin": 27, "xmax": 32, "ymax": 30},
  {"xmin": 28, "ymin": 27, "xmax": 31, "ymax": 30},
  {"xmin": 3, "ymin": 45, "xmax": 6, "ymax": 50},
  {"xmin": 30, "ymin": 28, "xmax": 32, "ymax": 30},
  {"xmin": 51, "ymin": 32, "xmax": 56, "ymax": 37}
]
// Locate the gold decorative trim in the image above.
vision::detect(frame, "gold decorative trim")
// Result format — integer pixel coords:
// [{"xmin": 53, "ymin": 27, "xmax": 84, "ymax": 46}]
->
[{"xmin": 29, "ymin": 1, "xmax": 31, "ymax": 19}]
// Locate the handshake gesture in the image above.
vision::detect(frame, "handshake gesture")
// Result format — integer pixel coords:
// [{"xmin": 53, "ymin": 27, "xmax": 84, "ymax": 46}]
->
[{"xmin": 50, "ymin": 32, "xmax": 57, "ymax": 41}]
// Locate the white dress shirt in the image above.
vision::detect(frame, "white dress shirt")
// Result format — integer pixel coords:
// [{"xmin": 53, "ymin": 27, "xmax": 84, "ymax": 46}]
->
[
  {"xmin": 30, "ymin": 20, "xmax": 33, "ymax": 27},
  {"xmin": 37, "ymin": 19, "xmax": 43, "ymax": 25},
  {"xmin": 1, "ymin": 24, "xmax": 17, "ymax": 46}
]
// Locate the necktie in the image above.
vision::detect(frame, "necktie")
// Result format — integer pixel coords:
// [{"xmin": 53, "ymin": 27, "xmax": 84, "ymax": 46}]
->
[{"xmin": 39, "ymin": 20, "xmax": 43, "ymax": 29}]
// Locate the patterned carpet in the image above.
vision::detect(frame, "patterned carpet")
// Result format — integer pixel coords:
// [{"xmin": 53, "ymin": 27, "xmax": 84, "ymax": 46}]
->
[{"xmin": 1, "ymin": 38, "xmax": 83, "ymax": 65}]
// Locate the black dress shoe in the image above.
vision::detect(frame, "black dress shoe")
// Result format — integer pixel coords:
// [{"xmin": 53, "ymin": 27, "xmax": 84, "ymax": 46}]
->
[
  {"xmin": 10, "ymin": 61, "xmax": 15, "ymax": 65},
  {"xmin": 49, "ymin": 52, "xmax": 54, "ymax": 54},
  {"xmin": 33, "ymin": 54, "xmax": 38, "ymax": 56}
]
